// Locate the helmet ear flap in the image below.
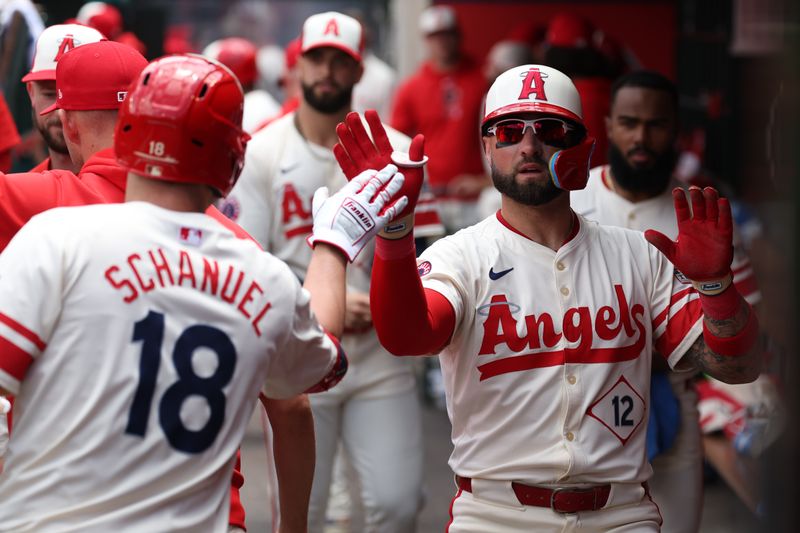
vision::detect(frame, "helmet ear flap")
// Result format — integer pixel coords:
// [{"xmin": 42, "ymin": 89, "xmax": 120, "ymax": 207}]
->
[{"xmin": 549, "ymin": 136, "xmax": 596, "ymax": 191}]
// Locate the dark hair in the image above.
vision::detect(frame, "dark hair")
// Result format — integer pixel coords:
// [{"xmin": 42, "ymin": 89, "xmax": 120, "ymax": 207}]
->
[{"xmin": 609, "ymin": 71, "xmax": 678, "ymax": 111}]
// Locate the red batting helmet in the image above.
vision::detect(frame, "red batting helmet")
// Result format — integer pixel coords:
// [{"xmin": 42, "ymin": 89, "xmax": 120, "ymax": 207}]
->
[
  {"xmin": 115, "ymin": 54, "xmax": 250, "ymax": 197},
  {"xmin": 202, "ymin": 37, "xmax": 258, "ymax": 87},
  {"xmin": 483, "ymin": 64, "xmax": 595, "ymax": 191}
]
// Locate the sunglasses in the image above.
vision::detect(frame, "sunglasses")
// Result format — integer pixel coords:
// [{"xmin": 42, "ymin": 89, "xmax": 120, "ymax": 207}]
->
[{"xmin": 485, "ymin": 118, "xmax": 583, "ymax": 149}]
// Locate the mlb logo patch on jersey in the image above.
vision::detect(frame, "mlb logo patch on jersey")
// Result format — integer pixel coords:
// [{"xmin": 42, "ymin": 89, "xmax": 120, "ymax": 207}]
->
[
  {"xmin": 417, "ymin": 260, "xmax": 432, "ymax": 277},
  {"xmin": 179, "ymin": 227, "xmax": 203, "ymax": 246}
]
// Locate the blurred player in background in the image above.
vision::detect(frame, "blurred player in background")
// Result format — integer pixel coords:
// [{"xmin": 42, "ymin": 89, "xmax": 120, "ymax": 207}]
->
[{"xmin": 222, "ymin": 11, "xmax": 440, "ymax": 532}]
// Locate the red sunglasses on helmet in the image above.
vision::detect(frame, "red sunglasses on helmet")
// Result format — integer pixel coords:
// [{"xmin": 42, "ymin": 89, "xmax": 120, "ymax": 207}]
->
[{"xmin": 485, "ymin": 117, "xmax": 583, "ymax": 149}]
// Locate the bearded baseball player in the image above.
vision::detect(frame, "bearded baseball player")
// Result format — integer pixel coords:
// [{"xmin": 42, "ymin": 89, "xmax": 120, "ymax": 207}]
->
[
  {"xmin": 222, "ymin": 12, "xmax": 440, "ymax": 532},
  {"xmin": 0, "ymin": 53, "xmax": 407, "ymax": 532},
  {"xmin": 22, "ymin": 23, "xmax": 104, "ymax": 173},
  {"xmin": 335, "ymin": 64, "xmax": 762, "ymax": 532},
  {"xmin": 571, "ymin": 70, "xmax": 761, "ymax": 533}
]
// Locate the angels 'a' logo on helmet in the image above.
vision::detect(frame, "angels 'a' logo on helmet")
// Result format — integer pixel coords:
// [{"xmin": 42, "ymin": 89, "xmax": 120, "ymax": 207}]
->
[{"xmin": 518, "ymin": 67, "xmax": 548, "ymax": 102}]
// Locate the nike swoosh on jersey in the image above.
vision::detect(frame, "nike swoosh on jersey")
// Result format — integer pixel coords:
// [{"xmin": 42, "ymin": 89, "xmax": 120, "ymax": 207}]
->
[
  {"xmin": 280, "ymin": 162, "xmax": 300, "ymax": 174},
  {"xmin": 488, "ymin": 267, "xmax": 514, "ymax": 280}
]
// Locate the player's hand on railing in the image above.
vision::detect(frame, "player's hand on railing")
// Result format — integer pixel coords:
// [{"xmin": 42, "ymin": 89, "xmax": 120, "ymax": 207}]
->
[
  {"xmin": 645, "ymin": 186, "xmax": 734, "ymax": 295},
  {"xmin": 307, "ymin": 164, "xmax": 407, "ymax": 261},
  {"xmin": 334, "ymin": 110, "xmax": 427, "ymax": 238}
]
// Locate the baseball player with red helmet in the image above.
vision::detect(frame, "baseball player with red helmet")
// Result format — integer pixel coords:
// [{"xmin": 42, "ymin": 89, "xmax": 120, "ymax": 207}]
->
[
  {"xmin": 0, "ymin": 53, "xmax": 407, "ymax": 532},
  {"xmin": 335, "ymin": 64, "xmax": 762, "ymax": 531}
]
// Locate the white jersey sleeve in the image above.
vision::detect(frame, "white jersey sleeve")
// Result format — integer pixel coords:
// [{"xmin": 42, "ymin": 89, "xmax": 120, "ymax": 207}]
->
[
  {"xmin": 225, "ymin": 127, "xmax": 278, "ymax": 249},
  {"xmin": 644, "ymin": 240, "xmax": 704, "ymax": 367},
  {"xmin": 263, "ymin": 281, "xmax": 340, "ymax": 399},
  {"xmin": 0, "ymin": 219, "xmax": 63, "ymax": 394}
]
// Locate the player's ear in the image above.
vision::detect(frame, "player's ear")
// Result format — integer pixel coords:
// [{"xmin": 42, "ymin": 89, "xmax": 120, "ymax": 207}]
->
[
  {"xmin": 481, "ymin": 135, "xmax": 492, "ymax": 165},
  {"xmin": 59, "ymin": 109, "xmax": 79, "ymax": 144}
]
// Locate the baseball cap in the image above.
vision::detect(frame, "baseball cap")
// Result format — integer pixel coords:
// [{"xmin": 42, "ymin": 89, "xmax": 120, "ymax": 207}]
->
[
  {"xmin": 21, "ymin": 24, "xmax": 105, "ymax": 83},
  {"xmin": 301, "ymin": 11, "xmax": 363, "ymax": 62},
  {"xmin": 40, "ymin": 40, "xmax": 148, "ymax": 115},
  {"xmin": 419, "ymin": 5, "xmax": 459, "ymax": 35}
]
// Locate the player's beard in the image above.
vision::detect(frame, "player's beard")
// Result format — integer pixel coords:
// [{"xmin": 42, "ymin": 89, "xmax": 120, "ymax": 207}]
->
[
  {"xmin": 32, "ymin": 109, "xmax": 69, "ymax": 155},
  {"xmin": 302, "ymin": 81, "xmax": 353, "ymax": 114},
  {"xmin": 491, "ymin": 156, "xmax": 563, "ymax": 206},
  {"xmin": 607, "ymin": 143, "xmax": 677, "ymax": 196}
]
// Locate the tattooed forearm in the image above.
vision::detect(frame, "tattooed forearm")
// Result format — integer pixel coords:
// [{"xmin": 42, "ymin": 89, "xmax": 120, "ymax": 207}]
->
[
  {"xmin": 703, "ymin": 301, "xmax": 749, "ymax": 336},
  {"xmin": 682, "ymin": 298, "xmax": 761, "ymax": 384}
]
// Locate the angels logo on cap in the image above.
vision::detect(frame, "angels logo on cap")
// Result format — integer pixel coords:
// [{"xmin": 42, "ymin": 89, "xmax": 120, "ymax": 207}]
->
[
  {"xmin": 301, "ymin": 11, "xmax": 364, "ymax": 62},
  {"xmin": 22, "ymin": 24, "xmax": 105, "ymax": 83},
  {"xmin": 482, "ymin": 64, "xmax": 583, "ymax": 127}
]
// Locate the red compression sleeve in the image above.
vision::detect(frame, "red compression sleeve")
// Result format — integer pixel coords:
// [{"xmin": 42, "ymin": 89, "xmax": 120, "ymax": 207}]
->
[{"xmin": 372, "ymin": 234, "xmax": 455, "ymax": 355}]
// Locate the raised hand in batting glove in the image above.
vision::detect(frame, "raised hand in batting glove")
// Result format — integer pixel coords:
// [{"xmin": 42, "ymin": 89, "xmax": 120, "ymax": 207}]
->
[
  {"xmin": 334, "ymin": 109, "xmax": 427, "ymax": 238},
  {"xmin": 645, "ymin": 186, "xmax": 734, "ymax": 295},
  {"xmin": 307, "ymin": 164, "xmax": 408, "ymax": 262}
]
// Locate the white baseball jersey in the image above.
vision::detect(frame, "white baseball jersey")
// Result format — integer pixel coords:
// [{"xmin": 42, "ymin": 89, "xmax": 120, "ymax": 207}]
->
[
  {"xmin": 572, "ymin": 165, "xmax": 761, "ymax": 304},
  {"xmin": 352, "ymin": 52, "xmax": 398, "ymax": 118},
  {"xmin": 0, "ymin": 202, "xmax": 338, "ymax": 532},
  {"xmin": 243, "ymin": 88, "xmax": 280, "ymax": 133},
  {"xmin": 223, "ymin": 112, "xmax": 442, "ymax": 399},
  {"xmin": 417, "ymin": 212, "xmax": 703, "ymax": 484}
]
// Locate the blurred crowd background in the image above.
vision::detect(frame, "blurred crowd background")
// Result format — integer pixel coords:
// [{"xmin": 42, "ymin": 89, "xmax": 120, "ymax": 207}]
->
[{"xmin": 0, "ymin": 1, "xmax": 798, "ymax": 531}]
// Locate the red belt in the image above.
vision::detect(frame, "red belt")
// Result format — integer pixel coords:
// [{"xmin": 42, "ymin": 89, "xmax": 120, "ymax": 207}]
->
[{"xmin": 456, "ymin": 476, "xmax": 611, "ymax": 514}]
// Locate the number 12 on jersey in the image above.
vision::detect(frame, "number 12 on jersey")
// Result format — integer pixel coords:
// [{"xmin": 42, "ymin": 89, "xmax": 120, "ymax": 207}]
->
[{"xmin": 124, "ymin": 310, "xmax": 238, "ymax": 454}]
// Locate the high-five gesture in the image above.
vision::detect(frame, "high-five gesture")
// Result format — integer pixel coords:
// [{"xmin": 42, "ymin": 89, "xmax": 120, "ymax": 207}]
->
[
  {"xmin": 645, "ymin": 186, "xmax": 734, "ymax": 294},
  {"xmin": 334, "ymin": 110, "xmax": 426, "ymax": 237},
  {"xmin": 307, "ymin": 165, "xmax": 408, "ymax": 262}
]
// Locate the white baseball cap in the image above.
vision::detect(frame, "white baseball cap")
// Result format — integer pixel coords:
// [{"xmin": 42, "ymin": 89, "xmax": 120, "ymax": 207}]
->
[
  {"xmin": 301, "ymin": 11, "xmax": 363, "ymax": 62},
  {"xmin": 22, "ymin": 24, "xmax": 105, "ymax": 83},
  {"xmin": 419, "ymin": 5, "xmax": 459, "ymax": 35},
  {"xmin": 482, "ymin": 64, "xmax": 583, "ymax": 128}
]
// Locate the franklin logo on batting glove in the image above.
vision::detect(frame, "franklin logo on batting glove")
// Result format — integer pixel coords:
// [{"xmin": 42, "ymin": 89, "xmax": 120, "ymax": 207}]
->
[{"xmin": 307, "ymin": 164, "xmax": 408, "ymax": 262}]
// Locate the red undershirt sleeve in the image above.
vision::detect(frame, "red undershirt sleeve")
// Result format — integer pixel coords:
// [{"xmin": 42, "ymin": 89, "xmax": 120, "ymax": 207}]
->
[{"xmin": 371, "ymin": 234, "xmax": 455, "ymax": 355}]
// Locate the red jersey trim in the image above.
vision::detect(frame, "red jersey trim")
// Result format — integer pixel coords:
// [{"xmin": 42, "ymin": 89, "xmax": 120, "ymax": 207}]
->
[
  {"xmin": 285, "ymin": 224, "xmax": 313, "ymax": 239},
  {"xmin": 654, "ymin": 298, "xmax": 703, "ymax": 357},
  {"xmin": 413, "ymin": 210, "xmax": 442, "ymax": 228},
  {"xmin": 0, "ymin": 336, "xmax": 33, "ymax": 381},
  {"xmin": 652, "ymin": 287, "xmax": 696, "ymax": 331},
  {"xmin": 0, "ymin": 313, "xmax": 46, "ymax": 351}
]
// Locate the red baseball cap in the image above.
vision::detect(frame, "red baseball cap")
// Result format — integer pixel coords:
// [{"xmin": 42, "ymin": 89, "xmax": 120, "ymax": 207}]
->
[{"xmin": 40, "ymin": 40, "xmax": 147, "ymax": 115}]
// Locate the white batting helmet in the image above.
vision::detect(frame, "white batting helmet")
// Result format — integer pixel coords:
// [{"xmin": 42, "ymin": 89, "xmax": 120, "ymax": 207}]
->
[{"xmin": 482, "ymin": 64, "xmax": 584, "ymax": 129}]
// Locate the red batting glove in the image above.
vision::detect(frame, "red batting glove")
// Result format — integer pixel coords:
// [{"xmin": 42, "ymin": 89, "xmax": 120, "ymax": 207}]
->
[
  {"xmin": 334, "ymin": 110, "xmax": 426, "ymax": 224},
  {"xmin": 645, "ymin": 186, "xmax": 734, "ymax": 295}
]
